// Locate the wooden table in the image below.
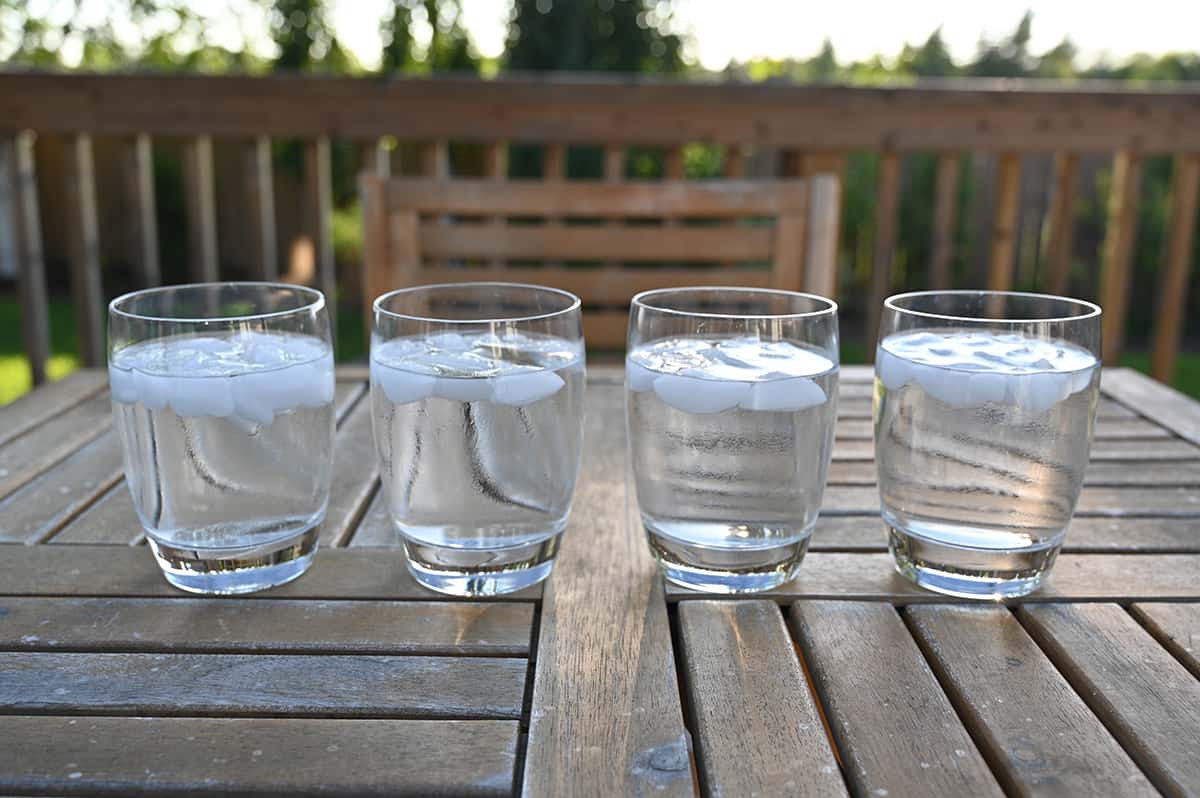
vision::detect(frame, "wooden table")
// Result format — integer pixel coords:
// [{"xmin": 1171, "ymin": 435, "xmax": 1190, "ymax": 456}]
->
[{"xmin": 1, "ymin": 365, "xmax": 1198, "ymax": 796}]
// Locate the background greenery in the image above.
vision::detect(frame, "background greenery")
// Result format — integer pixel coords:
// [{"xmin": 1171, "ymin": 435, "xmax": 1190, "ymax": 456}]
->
[{"xmin": 2, "ymin": 1, "xmax": 1198, "ymax": 400}]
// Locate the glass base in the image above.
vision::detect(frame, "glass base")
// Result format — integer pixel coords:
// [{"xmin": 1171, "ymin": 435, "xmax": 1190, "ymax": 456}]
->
[
  {"xmin": 888, "ymin": 524, "xmax": 1060, "ymax": 600},
  {"xmin": 401, "ymin": 531, "xmax": 562, "ymax": 597},
  {"xmin": 148, "ymin": 525, "xmax": 318, "ymax": 595},
  {"xmin": 647, "ymin": 527, "xmax": 811, "ymax": 594}
]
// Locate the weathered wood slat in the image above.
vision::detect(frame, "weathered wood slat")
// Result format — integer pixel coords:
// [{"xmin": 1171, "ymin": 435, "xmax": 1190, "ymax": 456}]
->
[
  {"xmin": 306, "ymin": 135, "xmax": 336, "ymax": 330},
  {"xmin": 1152, "ymin": 154, "xmax": 1200, "ymax": 382},
  {"xmin": 0, "ymin": 597, "xmax": 533, "ymax": 656},
  {"xmin": 183, "ymin": 134, "xmax": 219, "ymax": 282},
  {"xmin": 0, "ymin": 651, "xmax": 526, "ymax": 719},
  {"xmin": 420, "ymin": 224, "xmax": 772, "ymax": 262},
  {"xmin": 123, "ymin": 133, "xmax": 161, "ymax": 286},
  {"xmin": 0, "ymin": 431, "xmax": 122, "ymax": 543},
  {"xmin": 1043, "ymin": 152, "xmax": 1079, "ymax": 295},
  {"xmin": 523, "ymin": 385, "xmax": 692, "ymax": 795},
  {"xmin": 1099, "ymin": 151, "xmax": 1143, "ymax": 365},
  {"xmin": 677, "ymin": 601, "xmax": 845, "ymax": 797},
  {"xmin": 348, "ymin": 490, "xmax": 394, "ymax": 546},
  {"xmin": 65, "ymin": 133, "xmax": 105, "ymax": 368},
  {"xmin": 247, "ymin": 134, "xmax": 278, "ymax": 280},
  {"xmin": 987, "ymin": 152, "xmax": 1022, "ymax": 293},
  {"xmin": 790, "ymin": 601, "xmax": 1003, "ymax": 798},
  {"xmin": 321, "ymin": 397, "xmax": 380, "ymax": 546},
  {"xmin": 420, "ymin": 266, "xmax": 772, "ymax": 303},
  {"xmin": 907, "ymin": 605, "xmax": 1156, "ymax": 796},
  {"xmin": 835, "ymin": 416, "xmax": 1169, "ymax": 441},
  {"xmin": 828, "ymin": 459, "xmax": 1200, "ymax": 487},
  {"xmin": 665, "ymin": 552, "xmax": 1200, "ymax": 603},
  {"xmin": 5, "ymin": 132, "xmax": 51, "ymax": 385},
  {"xmin": 1103, "ymin": 367, "xmax": 1200, "ymax": 447},
  {"xmin": 0, "ymin": 370, "xmax": 107, "ymax": 448},
  {"xmin": 1020, "ymin": 603, "xmax": 1200, "ymax": 796},
  {"xmin": 0, "ymin": 392, "xmax": 111, "ymax": 501},
  {"xmin": 804, "ymin": 172, "xmax": 840, "ymax": 298},
  {"xmin": 929, "ymin": 152, "xmax": 960, "ymax": 289},
  {"xmin": 866, "ymin": 150, "xmax": 900, "ymax": 350},
  {"xmin": 1129, "ymin": 602, "xmax": 1200, "ymax": 678},
  {"xmin": 0, "ymin": 716, "xmax": 519, "ymax": 797},
  {"xmin": 0, "ymin": 545, "xmax": 542, "ymax": 600},
  {"xmin": 831, "ymin": 437, "xmax": 1200, "ymax": 461},
  {"xmin": 819, "ymin": 484, "xmax": 1200, "ymax": 517},
  {"xmin": 808, "ymin": 516, "xmax": 1200, "ymax": 554}
]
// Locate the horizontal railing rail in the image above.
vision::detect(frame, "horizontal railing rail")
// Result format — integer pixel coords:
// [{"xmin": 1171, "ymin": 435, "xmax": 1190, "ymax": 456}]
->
[{"xmin": 1, "ymin": 71, "xmax": 1199, "ymax": 387}]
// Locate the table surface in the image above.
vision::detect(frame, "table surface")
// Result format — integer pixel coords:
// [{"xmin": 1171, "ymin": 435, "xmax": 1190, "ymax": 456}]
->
[{"xmin": 1, "ymin": 365, "xmax": 1199, "ymax": 797}]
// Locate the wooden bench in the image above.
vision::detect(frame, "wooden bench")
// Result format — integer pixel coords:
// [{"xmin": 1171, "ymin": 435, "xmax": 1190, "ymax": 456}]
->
[{"xmin": 359, "ymin": 176, "xmax": 839, "ymax": 348}]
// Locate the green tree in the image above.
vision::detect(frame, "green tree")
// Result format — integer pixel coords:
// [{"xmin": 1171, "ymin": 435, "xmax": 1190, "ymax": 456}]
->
[
  {"xmin": 504, "ymin": 0, "xmax": 684, "ymax": 73},
  {"xmin": 381, "ymin": 0, "xmax": 415, "ymax": 72},
  {"xmin": 898, "ymin": 28, "xmax": 957, "ymax": 78},
  {"xmin": 968, "ymin": 11, "xmax": 1034, "ymax": 77}
]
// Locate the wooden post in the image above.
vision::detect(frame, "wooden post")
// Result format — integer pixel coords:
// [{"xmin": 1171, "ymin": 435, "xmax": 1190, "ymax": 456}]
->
[
  {"xmin": 866, "ymin": 150, "xmax": 901, "ymax": 353},
  {"xmin": 1151, "ymin": 155, "xmax": 1200, "ymax": 382},
  {"xmin": 359, "ymin": 176, "xmax": 389, "ymax": 342},
  {"xmin": 663, "ymin": 146, "xmax": 683, "ymax": 180},
  {"xmin": 544, "ymin": 145, "xmax": 566, "ymax": 270},
  {"xmin": 805, "ymin": 173, "xmax": 840, "ymax": 299},
  {"xmin": 123, "ymin": 134, "xmax": 160, "ymax": 287},
  {"xmin": 1099, "ymin": 150, "xmax": 1144, "ymax": 366},
  {"xmin": 306, "ymin": 136, "xmax": 336, "ymax": 333},
  {"xmin": 423, "ymin": 140, "xmax": 450, "ymax": 179},
  {"xmin": 603, "ymin": 146, "xmax": 624, "ymax": 182},
  {"xmin": 987, "ymin": 152, "xmax": 1022, "ymax": 293},
  {"xmin": 930, "ymin": 153, "xmax": 960, "ymax": 289},
  {"xmin": 2, "ymin": 133, "xmax": 50, "ymax": 385},
  {"xmin": 246, "ymin": 135, "xmax": 277, "ymax": 281},
  {"xmin": 65, "ymin": 134, "xmax": 105, "ymax": 368},
  {"xmin": 484, "ymin": 141, "xmax": 507, "ymax": 270},
  {"xmin": 1043, "ymin": 152, "xmax": 1079, "ymax": 296},
  {"xmin": 722, "ymin": 145, "xmax": 745, "ymax": 179},
  {"xmin": 183, "ymin": 135, "xmax": 219, "ymax": 283}
]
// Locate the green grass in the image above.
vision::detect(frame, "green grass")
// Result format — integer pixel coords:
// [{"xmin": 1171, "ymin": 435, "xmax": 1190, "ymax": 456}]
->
[{"xmin": 2, "ymin": 295, "xmax": 1197, "ymax": 402}]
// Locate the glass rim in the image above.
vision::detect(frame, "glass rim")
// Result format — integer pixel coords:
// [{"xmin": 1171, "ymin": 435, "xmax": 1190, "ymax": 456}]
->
[
  {"xmin": 373, "ymin": 282, "xmax": 582, "ymax": 324},
  {"xmin": 108, "ymin": 281, "xmax": 326, "ymax": 324},
  {"xmin": 884, "ymin": 290, "xmax": 1102, "ymax": 324},
  {"xmin": 630, "ymin": 286, "xmax": 838, "ymax": 320}
]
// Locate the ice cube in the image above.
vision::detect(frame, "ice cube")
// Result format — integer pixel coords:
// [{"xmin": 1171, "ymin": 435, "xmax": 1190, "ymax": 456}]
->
[
  {"xmin": 652, "ymin": 373, "xmax": 751, "ymax": 414},
  {"xmin": 875, "ymin": 350, "xmax": 911, "ymax": 391},
  {"xmin": 427, "ymin": 332, "xmax": 473, "ymax": 352},
  {"xmin": 740, "ymin": 377, "xmax": 827, "ymax": 412},
  {"xmin": 625, "ymin": 359, "xmax": 658, "ymax": 392},
  {"xmin": 1069, "ymin": 367, "xmax": 1095, "ymax": 395},
  {"xmin": 133, "ymin": 371, "xmax": 170, "ymax": 412},
  {"xmin": 914, "ymin": 363, "xmax": 971, "ymax": 407},
  {"xmin": 168, "ymin": 375, "xmax": 235, "ymax": 418},
  {"xmin": 230, "ymin": 374, "xmax": 276, "ymax": 426},
  {"xmin": 108, "ymin": 368, "xmax": 138, "ymax": 404},
  {"xmin": 372, "ymin": 361, "xmax": 436, "ymax": 405},
  {"xmin": 434, "ymin": 376, "xmax": 494, "ymax": 402},
  {"xmin": 1013, "ymin": 372, "xmax": 1071, "ymax": 413},
  {"xmin": 966, "ymin": 372, "xmax": 1010, "ymax": 406},
  {"xmin": 491, "ymin": 370, "xmax": 565, "ymax": 406}
]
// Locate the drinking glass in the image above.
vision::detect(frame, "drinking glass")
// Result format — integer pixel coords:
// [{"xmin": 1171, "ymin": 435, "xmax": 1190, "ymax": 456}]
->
[
  {"xmin": 874, "ymin": 290, "xmax": 1102, "ymax": 599},
  {"xmin": 370, "ymin": 282, "xmax": 586, "ymax": 596},
  {"xmin": 108, "ymin": 282, "xmax": 335, "ymax": 594},
  {"xmin": 626, "ymin": 287, "xmax": 839, "ymax": 593}
]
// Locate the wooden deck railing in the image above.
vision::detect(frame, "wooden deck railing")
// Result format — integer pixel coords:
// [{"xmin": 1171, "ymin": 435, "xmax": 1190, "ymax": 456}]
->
[{"xmin": 2, "ymin": 72, "xmax": 1199, "ymax": 384}]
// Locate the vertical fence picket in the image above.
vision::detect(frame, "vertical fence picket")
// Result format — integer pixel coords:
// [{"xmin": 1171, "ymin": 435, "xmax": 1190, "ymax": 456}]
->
[
  {"xmin": 123, "ymin": 133, "xmax": 160, "ymax": 287},
  {"xmin": 65, "ymin": 133, "xmax": 105, "ymax": 368},
  {"xmin": 1100, "ymin": 150, "xmax": 1144, "ymax": 366},
  {"xmin": 1151, "ymin": 155, "xmax": 1200, "ymax": 382},
  {"xmin": 183, "ymin": 135, "xmax": 219, "ymax": 283}
]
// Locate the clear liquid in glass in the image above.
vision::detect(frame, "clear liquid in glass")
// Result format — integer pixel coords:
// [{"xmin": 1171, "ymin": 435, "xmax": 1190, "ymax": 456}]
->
[
  {"xmin": 371, "ymin": 331, "xmax": 585, "ymax": 595},
  {"xmin": 626, "ymin": 336, "xmax": 838, "ymax": 593},
  {"xmin": 874, "ymin": 330, "xmax": 1099, "ymax": 597},
  {"xmin": 110, "ymin": 331, "xmax": 335, "ymax": 593}
]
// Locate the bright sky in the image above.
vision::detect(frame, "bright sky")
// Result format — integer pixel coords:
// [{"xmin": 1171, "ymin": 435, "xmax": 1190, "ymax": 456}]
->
[{"xmin": 19, "ymin": 0, "xmax": 1200, "ymax": 71}]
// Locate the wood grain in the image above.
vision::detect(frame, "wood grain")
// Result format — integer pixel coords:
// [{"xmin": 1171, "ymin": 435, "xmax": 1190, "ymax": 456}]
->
[
  {"xmin": 0, "ymin": 391, "xmax": 111, "ymax": 501},
  {"xmin": 0, "ymin": 597, "xmax": 534, "ymax": 656},
  {"xmin": 1043, "ymin": 152, "xmax": 1079, "ymax": 296},
  {"xmin": 677, "ymin": 600, "xmax": 845, "ymax": 797},
  {"xmin": 907, "ymin": 604, "xmax": 1155, "ymax": 796},
  {"xmin": 348, "ymin": 489, "xmax": 395, "ymax": 546},
  {"xmin": 0, "ymin": 716, "xmax": 519, "ymax": 796},
  {"xmin": 1130, "ymin": 602, "xmax": 1200, "ymax": 678},
  {"xmin": 790, "ymin": 601, "xmax": 1003, "ymax": 798},
  {"xmin": 0, "ymin": 651, "xmax": 526, "ymax": 719},
  {"xmin": 522, "ymin": 384, "xmax": 693, "ymax": 796},
  {"xmin": 320, "ymin": 397, "xmax": 379, "ymax": 546},
  {"xmin": 1020, "ymin": 603, "xmax": 1200, "ymax": 797},
  {"xmin": 987, "ymin": 152, "xmax": 1022, "ymax": 293},
  {"xmin": 0, "ymin": 370, "xmax": 106, "ymax": 449},
  {"xmin": 1103, "ymin": 367, "xmax": 1200, "ymax": 447}
]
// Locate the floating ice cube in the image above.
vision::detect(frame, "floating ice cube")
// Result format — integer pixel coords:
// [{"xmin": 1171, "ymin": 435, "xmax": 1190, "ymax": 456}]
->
[
  {"xmin": 231, "ymin": 376, "xmax": 276, "ymax": 426},
  {"xmin": 167, "ymin": 375, "xmax": 235, "ymax": 418},
  {"xmin": 133, "ymin": 371, "xmax": 170, "ymax": 412},
  {"xmin": 1013, "ymin": 372, "xmax": 1072, "ymax": 413},
  {"xmin": 426, "ymin": 332, "xmax": 473, "ymax": 352},
  {"xmin": 625, "ymin": 359, "xmax": 658, "ymax": 392},
  {"xmin": 740, "ymin": 376, "xmax": 827, "ymax": 412},
  {"xmin": 108, "ymin": 368, "xmax": 138, "ymax": 404},
  {"xmin": 372, "ymin": 362, "xmax": 436, "ymax": 405},
  {"xmin": 433, "ymin": 376, "xmax": 495, "ymax": 402},
  {"xmin": 875, "ymin": 350, "xmax": 910, "ymax": 391},
  {"xmin": 491, "ymin": 370, "xmax": 565, "ymax": 406},
  {"xmin": 966, "ymin": 372, "xmax": 1010, "ymax": 405},
  {"xmin": 1069, "ymin": 367, "xmax": 1096, "ymax": 395},
  {"xmin": 652, "ymin": 373, "xmax": 751, "ymax": 414}
]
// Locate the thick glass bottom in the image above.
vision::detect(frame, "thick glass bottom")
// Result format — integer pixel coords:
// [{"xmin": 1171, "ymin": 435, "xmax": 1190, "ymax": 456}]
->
[
  {"xmin": 646, "ymin": 523, "xmax": 812, "ymax": 594},
  {"xmin": 888, "ymin": 523, "xmax": 1061, "ymax": 600},
  {"xmin": 401, "ymin": 531, "xmax": 562, "ymax": 597},
  {"xmin": 148, "ymin": 524, "xmax": 318, "ymax": 595}
]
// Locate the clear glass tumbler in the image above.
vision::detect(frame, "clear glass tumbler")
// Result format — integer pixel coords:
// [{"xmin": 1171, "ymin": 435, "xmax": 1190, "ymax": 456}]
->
[
  {"xmin": 108, "ymin": 282, "xmax": 335, "ymax": 594},
  {"xmin": 626, "ymin": 287, "xmax": 840, "ymax": 593},
  {"xmin": 370, "ymin": 282, "xmax": 586, "ymax": 596},
  {"xmin": 874, "ymin": 290, "xmax": 1102, "ymax": 599}
]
